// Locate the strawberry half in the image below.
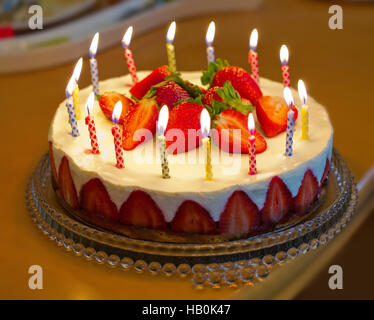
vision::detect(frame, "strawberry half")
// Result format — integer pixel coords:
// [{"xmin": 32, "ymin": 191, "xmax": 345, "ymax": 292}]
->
[
  {"xmin": 58, "ymin": 156, "xmax": 79, "ymax": 210},
  {"xmin": 48, "ymin": 141, "xmax": 58, "ymax": 183},
  {"xmin": 261, "ymin": 176, "xmax": 293, "ymax": 227},
  {"xmin": 80, "ymin": 178, "xmax": 118, "ymax": 221},
  {"xmin": 171, "ymin": 200, "xmax": 217, "ymax": 234},
  {"xmin": 165, "ymin": 102, "xmax": 204, "ymax": 154},
  {"xmin": 119, "ymin": 190, "xmax": 166, "ymax": 230},
  {"xmin": 293, "ymin": 170, "xmax": 319, "ymax": 214},
  {"xmin": 122, "ymin": 99, "xmax": 158, "ymax": 151},
  {"xmin": 129, "ymin": 65, "xmax": 170, "ymax": 100},
  {"xmin": 212, "ymin": 109, "xmax": 267, "ymax": 154},
  {"xmin": 255, "ymin": 96, "xmax": 298, "ymax": 138},
  {"xmin": 154, "ymin": 81, "xmax": 190, "ymax": 109},
  {"xmin": 99, "ymin": 92, "xmax": 134, "ymax": 124},
  {"xmin": 219, "ymin": 191, "xmax": 260, "ymax": 234},
  {"xmin": 320, "ymin": 158, "xmax": 330, "ymax": 185}
]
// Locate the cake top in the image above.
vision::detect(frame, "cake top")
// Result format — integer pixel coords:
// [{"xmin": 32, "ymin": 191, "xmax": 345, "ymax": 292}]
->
[{"xmin": 50, "ymin": 71, "xmax": 332, "ymax": 198}]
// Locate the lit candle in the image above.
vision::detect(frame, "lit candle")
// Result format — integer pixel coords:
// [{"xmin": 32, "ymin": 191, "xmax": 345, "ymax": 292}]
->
[
  {"xmin": 283, "ymin": 87, "xmax": 295, "ymax": 156},
  {"xmin": 72, "ymin": 57, "xmax": 83, "ymax": 120},
  {"xmin": 247, "ymin": 113, "xmax": 257, "ymax": 175},
  {"xmin": 111, "ymin": 101, "xmax": 125, "ymax": 169},
  {"xmin": 122, "ymin": 26, "xmax": 138, "ymax": 85},
  {"xmin": 65, "ymin": 76, "xmax": 79, "ymax": 137},
  {"xmin": 298, "ymin": 79, "xmax": 309, "ymax": 140},
  {"xmin": 166, "ymin": 21, "xmax": 177, "ymax": 73},
  {"xmin": 157, "ymin": 105, "xmax": 170, "ymax": 179},
  {"xmin": 85, "ymin": 92, "xmax": 100, "ymax": 154},
  {"xmin": 200, "ymin": 109, "xmax": 213, "ymax": 180},
  {"xmin": 205, "ymin": 21, "xmax": 215, "ymax": 65},
  {"xmin": 89, "ymin": 32, "xmax": 100, "ymax": 96},
  {"xmin": 280, "ymin": 44, "xmax": 290, "ymax": 88},
  {"xmin": 249, "ymin": 28, "xmax": 259, "ymax": 84}
]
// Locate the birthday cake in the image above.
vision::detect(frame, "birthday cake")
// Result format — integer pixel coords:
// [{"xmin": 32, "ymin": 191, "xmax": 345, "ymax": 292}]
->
[{"xmin": 48, "ymin": 60, "xmax": 333, "ymax": 243}]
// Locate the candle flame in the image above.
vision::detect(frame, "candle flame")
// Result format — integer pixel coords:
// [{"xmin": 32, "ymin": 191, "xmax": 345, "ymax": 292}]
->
[
  {"xmin": 200, "ymin": 108, "xmax": 211, "ymax": 138},
  {"xmin": 85, "ymin": 92, "xmax": 95, "ymax": 115},
  {"xmin": 205, "ymin": 21, "xmax": 215, "ymax": 46},
  {"xmin": 283, "ymin": 87, "xmax": 294, "ymax": 109},
  {"xmin": 166, "ymin": 21, "xmax": 176, "ymax": 44},
  {"xmin": 89, "ymin": 32, "xmax": 99, "ymax": 58},
  {"xmin": 112, "ymin": 101, "xmax": 122, "ymax": 123},
  {"xmin": 280, "ymin": 44, "xmax": 289, "ymax": 65},
  {"xmin": 66, "ymin": 75, "xmax": 76, "ymax": 97},
  {"xmin": 247, "ymin": 113, "xmax": 255, "ymax": 134},
  {"xmin": 72, "ymin": 57, "xmax": 83, "ymax": 83},
  {"xmin": 249, "ymin": 28, "xmax": 258, "ymax": 50},
  {"xmin": 122, "ymin": 26, "xmax": 133, "ymax": 49},
  {"xmin": 157, "ymin": 105, "xmax": 169, "ymax": 134},
  {"xmin": 298, "ymin": 79, "xmax": 308, "ymax": 104}
]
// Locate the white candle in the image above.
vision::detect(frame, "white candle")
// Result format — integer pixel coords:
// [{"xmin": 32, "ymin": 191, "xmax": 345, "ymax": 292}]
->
[{"xmin": 157, "ymin": 105, "xmax": 170, "ymax": 179}]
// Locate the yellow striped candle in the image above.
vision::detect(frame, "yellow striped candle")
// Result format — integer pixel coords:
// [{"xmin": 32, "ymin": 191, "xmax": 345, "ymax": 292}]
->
[
  {"xmin": 166, "ymin": 21, "xmax": 177, "ymax": 73},
  {"xmin": 298, "ymin": 80, "xmax": 309, "ymax": 140},
  {"xmin": 72, "ymin": 57, "xmax": 83, "ymax": 120},
  {"xmin": 200, "ymin": 109, "xmax": 213, "ymax": 180}
]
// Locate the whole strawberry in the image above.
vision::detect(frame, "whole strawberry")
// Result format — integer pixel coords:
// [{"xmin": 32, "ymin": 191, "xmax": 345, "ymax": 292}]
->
[
  {"xmin": 201, "ymin": 59, "xmax": 263, "ymax": 105},
  {"xmin": 212, "ymin": 66, "xmax": 262, "ymax": 105},
  {"xmin": 154, "ymin": 81, "xmax": 190, "ymax": 109},
  {"xmin": 202, "ymin": 86, "xmax": 222, "ymax": 106},
  {"xmin": 165, "ymin": 102, "xmax": 204, "ymax": 154}
]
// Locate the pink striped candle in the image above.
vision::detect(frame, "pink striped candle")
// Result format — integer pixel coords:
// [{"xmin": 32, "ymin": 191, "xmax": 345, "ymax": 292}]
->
[
  {"xmin": 112, "ymin": 101, "xmax": 125, "ymax": 169},
  {"xmin": 280, "ymin": 45, "xmax": 290, "ymax": 88},
  {"xmin": 247, "ymin": 113, "xmax": 257, "ymax": 175},
  {"xmin": 249, "ymin": 29, "xmax": 259, "ymax": 84},
  {"xmin": 122, "ymin": 26, "xmax": 138, "ymax": 85},
  {"xmin": 85, "ymin": 92, "xmax": 100, "ymax": 154}
]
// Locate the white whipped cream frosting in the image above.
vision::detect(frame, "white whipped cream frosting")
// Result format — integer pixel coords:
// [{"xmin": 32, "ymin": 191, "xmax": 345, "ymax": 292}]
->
[{"xmin": 49, "ymin": 72, "xmax": 333, "ymax": 222}]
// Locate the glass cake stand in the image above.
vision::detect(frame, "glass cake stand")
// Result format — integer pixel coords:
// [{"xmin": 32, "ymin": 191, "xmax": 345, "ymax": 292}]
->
[{"xmin": 25, "ymin": 149, "xmax": 357, "ymax": 288}]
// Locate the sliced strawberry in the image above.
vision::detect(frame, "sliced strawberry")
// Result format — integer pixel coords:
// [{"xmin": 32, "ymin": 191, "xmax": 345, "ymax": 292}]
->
[
  {"xmin": 211, "ymin": 66, "xmax": 262, "ymax": 105},
  {"xmin": 122, "ymin": 99, "xmax": 158, "ymax": 150},
  {"xmin": 165, "ymin": 102, "xmax": 204, "ymax": 154},
  {"xmin": 80, "ymin": 178, "xmax": 118, "ymax": 221},
  {"xmin": 261, "ymin": 176, "xmax": 293, "ymax": 227},
  {"xmin": 154, "ymin": 81, "xmax": 190, "ymax": 109},
  {"xmin": 48, "ymin": 141, "xmax": 58, "ymax": 182},
  {"xmin": 320, "ymin": 158, "xmax": 330, "ymax": 185},
  {"xmin": 119, "ymin": 190, "xmax": 166, "ymax": 229},
  {"xmin": 171, "ymin": 200, "xmax": 216, "ymax": 234},
  {"xmin": 58, "ymin": 156, "xmax": 79, "ymax": 210},
  {"xmin": 255, "ymin": 96, "xmax": 298, "ymax": 138},
  {"xmin": 294, "ymin": 170, "xmax": 319, "ymax": 214},
  {"xmin": 99, "ymin": 92, "xmax": 134, "ymax": 124},
  {"xmin": 212, "ymin": 109, "xmax": 267, "ymax": 154},
  {"xmin": 129, "ymin": 65, "xmax": 171, "ymax": 100},
  {"xmin": 202, "ymin": 86, "xmax": 223, "ymax": 106},
  {"xmin": 219, "ymin": 191, "xmax": 260, "ymax": 234}
]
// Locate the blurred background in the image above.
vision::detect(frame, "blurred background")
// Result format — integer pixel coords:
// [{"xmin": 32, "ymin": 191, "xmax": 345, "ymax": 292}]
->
[{"xmin": 0, "ymin": 0, "xmax": 373, "ymax": 299}]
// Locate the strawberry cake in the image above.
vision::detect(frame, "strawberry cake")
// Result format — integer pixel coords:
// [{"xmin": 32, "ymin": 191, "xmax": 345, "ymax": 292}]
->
[{"xmin": 48, "ymin": 61, "xmax": 332, "ymax": 243}]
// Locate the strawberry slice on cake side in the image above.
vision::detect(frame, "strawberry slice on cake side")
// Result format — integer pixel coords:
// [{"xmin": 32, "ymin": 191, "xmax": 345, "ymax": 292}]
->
[
  {"xmin": 219, "ymin": 190, "xmax": 260, "ymax": 235},
  {"xmin": 261, "ymin": 176, "xmax": 293, "ymax": 228},
  {"xmin": 171, "ymin": 200, "xmax": 217, "ymax": 234},
  {"xmin": 119, "ymin": 190, "xmax": 166, "ymax": 230},
  {"xmin": 58, "ymin": 156, "xmax": 79, "ymax": 210}
]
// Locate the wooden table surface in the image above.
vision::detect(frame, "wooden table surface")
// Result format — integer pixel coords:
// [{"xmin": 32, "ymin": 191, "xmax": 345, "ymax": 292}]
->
[{"xmin": 1, "ymin": 0, "xmax": 373, "ymax": 299}]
